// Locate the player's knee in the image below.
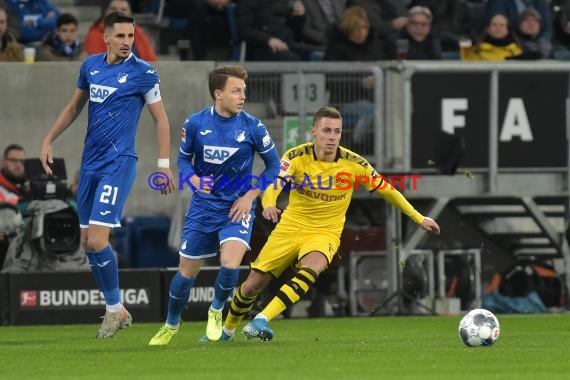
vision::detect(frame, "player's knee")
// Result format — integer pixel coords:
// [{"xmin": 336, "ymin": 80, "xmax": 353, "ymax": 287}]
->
[
  {"xmin": 84, "ymin": 235, "xmax": 109, "ymax": 252},
  {"xmin": 300, "ymin": 257, "xmax": 328, "ymax": 274},
  {"xmin": 242, "ymin": 272, "xmax": 270, "ymax": 296}
]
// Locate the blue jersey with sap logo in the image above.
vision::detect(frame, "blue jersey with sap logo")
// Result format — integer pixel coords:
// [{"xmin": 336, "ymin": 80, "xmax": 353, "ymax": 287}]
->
[
  {"xmin": 178, "ymin": 106, "xmax": 280, "ymax": 206},
  {"xmin": 77, "ymin": 53, "xmax": 160, "ymax": 170}
]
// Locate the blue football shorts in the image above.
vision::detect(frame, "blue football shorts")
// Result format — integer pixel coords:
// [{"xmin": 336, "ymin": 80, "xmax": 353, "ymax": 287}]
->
[
  {"xmin": 179, "ymin": 195, "xmax": 256, "ymax": 259},
  {"xmin": 76, "ymin": 155, "xmax": 137, "ymax": 228}
]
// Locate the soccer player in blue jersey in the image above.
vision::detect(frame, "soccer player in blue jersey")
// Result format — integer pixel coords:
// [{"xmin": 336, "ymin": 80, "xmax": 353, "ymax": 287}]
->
[
  {"xmin": 39, "ymin": 11, "xmax": 175, "ymax": 339},
  {"xmin": 148, "ymin": 65, "xmax": 281, "ymax": 345}
]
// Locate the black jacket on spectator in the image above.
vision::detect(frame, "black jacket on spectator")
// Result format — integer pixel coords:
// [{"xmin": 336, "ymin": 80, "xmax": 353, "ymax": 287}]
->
[
  {"xmin": 411, "ymin": 0, "xmax": 472, "ymax": 50},
  {"xmin": 346, "ymin": 0, "xmax": 407, "ymax": 38},
  {"xmin": 385, "ymin": 30, "xmax": 442, "ymax": 60},
  {"xmin": 300, "ymin": 0, "xmax": 344, "ymax": 46},
  {"xmin": 237, "ymin": 0, "xmax": 304, "ymax": 47},
  {"xmin": 323, "ymin": 24, "xmax": 385, "ymax": 61}
]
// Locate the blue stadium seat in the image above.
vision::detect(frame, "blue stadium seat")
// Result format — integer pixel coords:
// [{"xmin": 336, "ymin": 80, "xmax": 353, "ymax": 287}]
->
[
  {"xmin": 553, "ymin": 50, "xmax": 570, "ymax": 60},
  {"xmin": 118, "ymin": 216, "xmax": 179, "ymax": 268},
  {"xmin": 442, "ymin": 51, "xmax": 460, "ymax": 60}
]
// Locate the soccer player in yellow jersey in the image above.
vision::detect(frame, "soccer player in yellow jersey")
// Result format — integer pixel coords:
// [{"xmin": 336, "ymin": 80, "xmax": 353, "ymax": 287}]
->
[{"xmin": 222, "ymin": 106, "xmax": 440, "ymax": 341}]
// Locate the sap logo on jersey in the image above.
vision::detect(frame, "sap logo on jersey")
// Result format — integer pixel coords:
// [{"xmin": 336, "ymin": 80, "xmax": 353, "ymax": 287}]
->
[
  {"xmin": 204, "ymin": 145, "xmax": 238, "ymax": 164},
  {"xmin": 89, "ymin": 84, "xmax": 118, "ymax": 103}
]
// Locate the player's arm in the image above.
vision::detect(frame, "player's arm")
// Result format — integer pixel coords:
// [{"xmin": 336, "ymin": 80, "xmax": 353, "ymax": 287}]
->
[
  {"xmin": 40, "ymin": 89, "xmax": 88, "ymax": 175},
  {"xmin": 374, "ymin": 180, "xmax": 440, "ymax": 235},
  {"xmin": 229, "ymin": 145, "xmax": 280, "ymax": 223},
  {"xmin": 260, "ymin": 158, "xmax": 295, "ymax": 223},
  {"xmin": 148, "ymin": 100, "xmax": 175, "ymax": 195}
]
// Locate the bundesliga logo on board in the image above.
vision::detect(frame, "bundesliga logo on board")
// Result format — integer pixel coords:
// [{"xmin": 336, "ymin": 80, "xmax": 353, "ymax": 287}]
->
[{"xmin": 20, "ymin": 291, "xmax": 38, "ymax": 307}]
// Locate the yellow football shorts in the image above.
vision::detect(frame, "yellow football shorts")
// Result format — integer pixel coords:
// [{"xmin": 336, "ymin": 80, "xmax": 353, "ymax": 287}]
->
[{"xmin": 250, "ymin": 223, "xmax": 341, "ymax": 277}]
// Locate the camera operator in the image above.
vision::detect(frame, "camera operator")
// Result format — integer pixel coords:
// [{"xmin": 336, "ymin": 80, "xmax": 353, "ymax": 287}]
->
[
  {"xmin": 0, "ymin": 144, "xmax": 28, "ymax": 206},
  {"xmin": 0, "ymin": 144, "xmax": 28, "ymax": 266}
]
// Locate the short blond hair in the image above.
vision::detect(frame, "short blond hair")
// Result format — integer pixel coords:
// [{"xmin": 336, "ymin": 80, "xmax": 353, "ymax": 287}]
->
[{"xmin": 339, "ymin": 6, "xmax": 369, "ymax": 37}]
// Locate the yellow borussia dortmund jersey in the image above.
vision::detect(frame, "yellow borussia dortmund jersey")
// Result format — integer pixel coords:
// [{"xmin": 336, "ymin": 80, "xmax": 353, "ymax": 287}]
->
[{"xmin": 262, "ymin": 142, "xmax": 424, "ymax": 235}]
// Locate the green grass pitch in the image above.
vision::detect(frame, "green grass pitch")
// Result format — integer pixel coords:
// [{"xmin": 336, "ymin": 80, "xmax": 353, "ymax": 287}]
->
[{"xmin": 1, "ymin": 314, "xmax": 569, "ymax": 380}]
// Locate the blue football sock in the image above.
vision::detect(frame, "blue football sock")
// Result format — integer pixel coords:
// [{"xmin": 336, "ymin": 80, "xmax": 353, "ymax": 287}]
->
[
  {"xmin": 166, "ymin": 271, "xmax": 196, "ymax": 327},
  {"xmin": 94, "ymin": 245, "xmax": 121, "ymax": 306},
  {"xmin": 86, "ymin": 251, "xmax": 105, "ymax": 291},
  {"xmin": 211, "ymin": 266, "xmax": 239, "ymax": 310}
]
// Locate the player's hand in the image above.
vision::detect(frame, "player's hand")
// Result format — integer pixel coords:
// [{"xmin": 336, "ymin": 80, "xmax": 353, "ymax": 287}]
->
[
  {"xmin": 190, "ymin": 174, "xmax": 213, "ymax": 194},
  {"xmin": 229, "ymin": 196, "xmax": 253, "ymax": 223},
  {"xmin": 157, "ymin": 167, "xmax": 176, "ymax": 195},
  {"xmin": 40, "ymin": 139, "xmax": 54, "ymax": 175},
  {"xmin": 262, "ymin": 206, "xmax": 281, "ymax": 223},
  {"xmin": 420, "ymin": 217, "xmax": 440, "ymax": 235}
]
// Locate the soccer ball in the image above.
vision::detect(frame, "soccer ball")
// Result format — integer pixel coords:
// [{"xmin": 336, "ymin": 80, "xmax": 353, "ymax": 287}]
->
[{"xmin": 458, "ymin": 308, "xmax": 500, "ymax": 347}]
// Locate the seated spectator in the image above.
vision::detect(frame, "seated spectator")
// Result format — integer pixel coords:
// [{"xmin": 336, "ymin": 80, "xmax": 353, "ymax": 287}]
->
[
  {"xmin": 237, "ymin": 0, "xmax": 319, "ymax": 61},
  {"xmin": 346, "ymin": 0, "xmax": 408, "ymax": 39},
  {"xmin": 84, "ymin": 0, "xmax": 156, "ymax": 61},
  {"xmin": 324, "ymin": 5, "xmax": 384, "ymax": 61},
  {"xmin": 324, "ymin": 6, "xmax": 380, "ymax": 151},
  {"xmin": 0, "ymin": 144, "xmax": 28, "ymax": 208},
  {"xmin": 5, "ymin": 0, "xmax": 59, "ymax": 45},
  {"xmin": 411, "ymin": 0, "xmax": 473, "ymax": 51},
  {"xmin": 515, "ymin": 7, "xmax": 552, "ymax": 59},
  {"xmin": 551, "ymin": 0, "xmax": 570, "ymax": 53},
  {"xmin": 0, "ymin": 0, "xmax": 20, "ymax": 39},
  {"xmin": 38, "ymin": 13, "xmax": 86, "ymax": 61},
  {"xmin": 485, "ymin": 0, "xmax": 552, "ymax": 39},
  {"xmin": 0, "ymin": 4, "xmax": 22, "ymax": 61},
  {"xmin": 385, "ymin": 5, "xmax": 442, "ymax": 60},
  {"xmin": 164, "ymin": 0, "xmax": 234, "ymax": 60},
  {"xmin": 462, "ymin": 13, "xmax": 522, "ymax": 61},
  {"xmin": 300, "ymin": 0, "xmax": 345, "ymax": 50}
]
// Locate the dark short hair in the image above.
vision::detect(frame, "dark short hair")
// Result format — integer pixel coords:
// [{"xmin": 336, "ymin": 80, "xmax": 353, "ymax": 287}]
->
[
  {"xmin": 313, "ymin": 107, "xmax": 342, "ymax": 126},
  {"xmin": 103, "ymin": 11, "xmax": 135, "ymax": 30},
  {"xmin": 57, "ymin": 13, "xmax": 78, "ymax": 28},
  {"xmin": 4, "ymin": 144, "xmax": 24, "ymax": 158},
  {"xmin": 208, "ymin": 65, "xmax": 248, "ymax": 100}
]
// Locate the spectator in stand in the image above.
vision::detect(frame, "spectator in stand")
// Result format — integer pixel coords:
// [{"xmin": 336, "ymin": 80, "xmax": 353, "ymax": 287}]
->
[
  {"xmin": 84, "ymin": 0, "xmax": 156, "ymax": 61},
  {"xmin": 462, "ymin": 13, "xmax": 522, "ymax": 61},
  {"xmin": 324, "ymin": 5, "xmax": 384, "ymax": 61},
  {"xmin": 299, "ymin": 0, "xmax": 345, "ymax": 50},
  {"xmin": 0, "ymin": 0, "xmax": 20, "ymax": 39},
  {"xmin": 4, "ymin": 0, "xmax": 59, "ymax": 45},
  {"xmin": 550, "ymin": 0, "xmax": 570, "ymax": 53},
  {"xmin": 324, "ymin": 6, "xmax": 382, "ymax": 150},
  {"xmin": 515, "ymin": 7, "xmax": 551, "ymax": 59},
  {"xmin": 385, "ymin": 5, "xmax": 442, "ymax": 60},
  {"xmin": 0, "ymin": 5, "xmax": 22, "ymax": 61},
  {"xmin": 485, "ymin": 0, "xmax": 552, "ymax": 39},
  {"xmin": 346, "ymin": 0, "xmax": 408, "ymax": 39},
  {"xmin": 410, "ymin": 0, "xmax": 472, "ymax": 52},
  {"xmin": 164, "ymin": 0, "xmax": 234, "ymax": 60},
  {"xmin": 237, "ymin": 0, "xmax": 320, "ymax": 61},
  {"xmin": 38, "ymin": 13, "xmax": 87, "ymax": 61}
]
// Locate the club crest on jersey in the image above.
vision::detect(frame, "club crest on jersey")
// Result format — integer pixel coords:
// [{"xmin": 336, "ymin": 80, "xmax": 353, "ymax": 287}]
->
[
  {"xmin": 262, "ymin": 133, "xmax": 272, "ymax": 147},
  {"xmin": 235, "ymin": 130, "xmax": 246, "ymax": 142},
  {"xmin": 181, "ymin": 127, "xmax": 186, "ymax": 143},
  {"xmin": 89, "ymin": 84, "xmax": 118, "ymax": 103},
  {"xmin": 117, "ymin": 72, "xmax": 128, "ymax": 83},
  {"xmin": 204, "ymin": 145, "xmax": 239, "ymax": 164},
  {"xmin": 280, "ymin": 160, "xmax": 290, "ymax": 174}
]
